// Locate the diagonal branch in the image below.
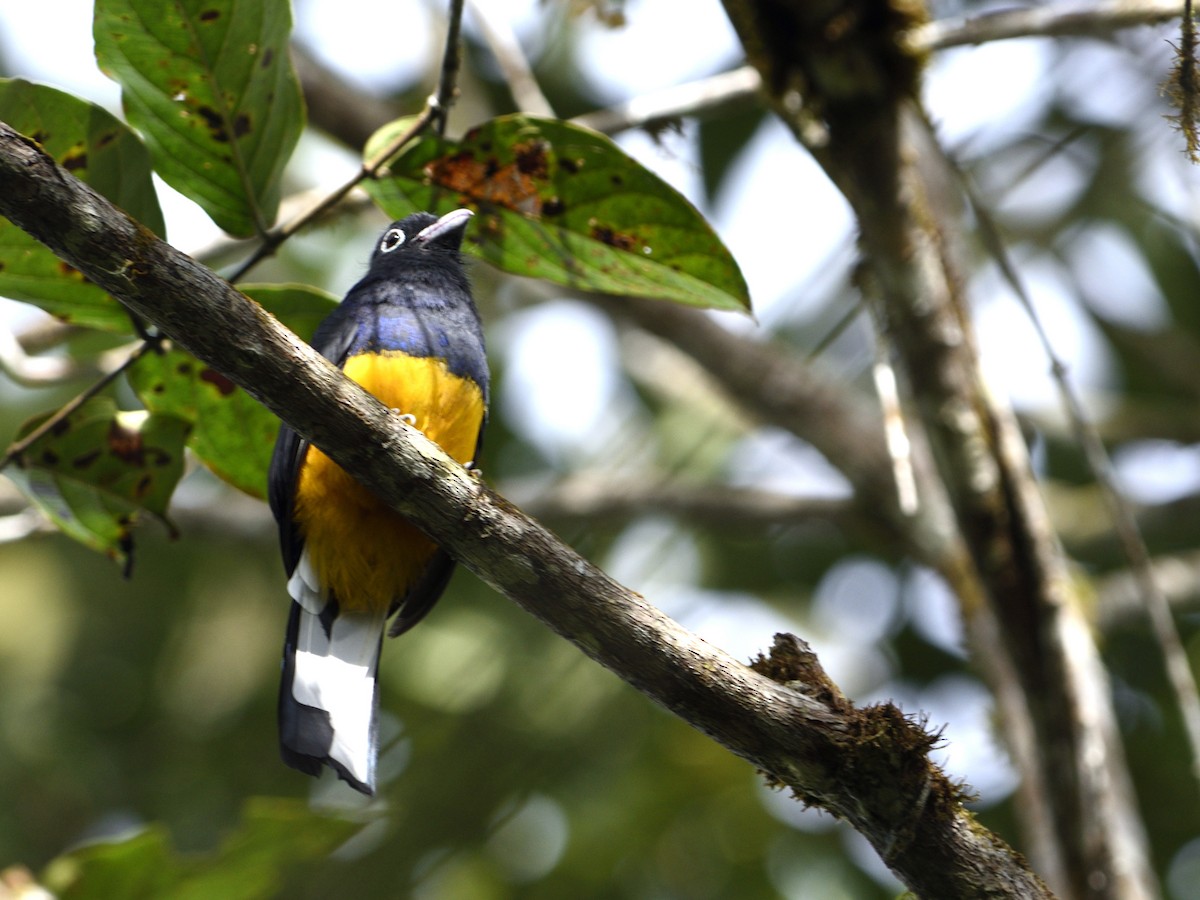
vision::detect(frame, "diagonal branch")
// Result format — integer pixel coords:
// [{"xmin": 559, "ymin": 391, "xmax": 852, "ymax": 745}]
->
[{"xmin": 0, "ymin": 119, "xmax": 1051, "ymax": 900}]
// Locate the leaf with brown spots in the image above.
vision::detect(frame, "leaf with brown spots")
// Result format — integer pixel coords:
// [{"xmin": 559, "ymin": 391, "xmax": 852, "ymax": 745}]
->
[
  {"xmin": 367, "ymin": 115, "xmax": 751, "ymax": 313},
  {"xmin": 94, "ymin": 0, "xmax": 304, "ymax": 237},
  {"xmin": 127, "ymin": 284, "xmax": 338, "ymax": 499},
  {"xmin": 0, "ymin": 78, "xmax": 163, "ymax": 331},
  {"xmin": 7, "ymin": 397, "xmax": 189, "ymax": 569}
]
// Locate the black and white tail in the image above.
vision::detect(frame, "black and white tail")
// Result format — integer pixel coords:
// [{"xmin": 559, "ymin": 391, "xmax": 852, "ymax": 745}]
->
[{"xmin": 278, "ymin": 549, "xmax": 386, "ymax": 795}]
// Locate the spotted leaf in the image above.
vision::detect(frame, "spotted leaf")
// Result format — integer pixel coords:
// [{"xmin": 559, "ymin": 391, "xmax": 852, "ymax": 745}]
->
[
  {"xmin": 94, "ymin": 0, "xmax": 304, "ymax": 237},
  {"xmin": 366, "ymin": 114, "xmax": 751, "ymax": 313},
  {"xmin": 0, "ymin": 78, "xmax": 164, "ymax": 331},
  {"xmin": 8, "ymin": 397, "xmax": 190, "ymax": 570}
]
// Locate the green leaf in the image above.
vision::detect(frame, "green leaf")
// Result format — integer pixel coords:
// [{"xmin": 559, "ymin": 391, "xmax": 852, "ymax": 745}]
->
[
  {"xmin": 365, "ymin": 114, "xmax": 752, "ymax": 313},
  {"xmin": 127, "ymin": 284, "xmax": 338, "ymax": 498},
  {"xmin": 94, "ymin": 0, "xmax": 305, "ymax": 237},
  {"xmin": 1131, "ymin": 218, "xmax": 1200, "ymax": 339},
  {"xmin": 7, "ymin": 397, "xmax": 190, "ymax": 568},
  {"xmin": 362, "ymin": 114, "xmax": 420, "ymax": 165},
  {"xmin": 0, "ymin": 78, "xmax": 164, "ymax": 331},
  {"xmin": 43, "ymin": 798, "xmax": 360, "ymax": 900},
  {"xmin": 698, "ymin": 103, "xmax": 766, "ymax": 205},
  {"xmin": 45, "ymin": 827, "xmax": 176, "ymax": 900}
]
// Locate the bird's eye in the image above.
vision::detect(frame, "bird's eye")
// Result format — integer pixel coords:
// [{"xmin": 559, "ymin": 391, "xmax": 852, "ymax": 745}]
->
[{"xmin": 379, "ymin": 228, "xmax": 406, "ymax": 253}]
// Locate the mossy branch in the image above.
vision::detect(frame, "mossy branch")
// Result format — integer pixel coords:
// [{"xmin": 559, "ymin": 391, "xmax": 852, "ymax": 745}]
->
[{"xmin": 1165, "ymin": 0, "xmax": 1200, "ymax": 162}]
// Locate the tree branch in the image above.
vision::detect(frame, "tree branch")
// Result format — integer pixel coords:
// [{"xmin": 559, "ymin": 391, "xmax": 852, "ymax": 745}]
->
[
  {"xmin": 719, "ymin": 0, "xmax": 1157, "ymax": 896},
  {"xmin": 465, "ymin": 0, "xmax": 555, "ymax": 117},
  {"xmin": 572, "ymin": 66, "xmax": 763, "ymax": 135},
  {"xmin": 1097, "ymin": 549, "xmax": 1200, "ymax": 627},
  {"xmin": 0, "ymin": 119, "xmax": 1051, "ymax": 899},
  {"xmin": 911, "ymin": 0, "xmax": 1187, "ymax": 52},
  {"xmin": 0, "ymin": 320, "xmax": 81, "ymax": 385},
  {"xmin": 590, "ymin": 296, "xmax": 926, "ymax": 547}
]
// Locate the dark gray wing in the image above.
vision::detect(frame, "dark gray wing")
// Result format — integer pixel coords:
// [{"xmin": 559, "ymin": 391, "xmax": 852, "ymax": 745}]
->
[{"xmin": 267, "ymin": 307, "xmax": 361, "ymax": 577}]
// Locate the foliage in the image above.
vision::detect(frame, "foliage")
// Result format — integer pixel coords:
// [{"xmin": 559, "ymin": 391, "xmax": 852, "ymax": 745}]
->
[
  {"xmin": 42, "ymin": 799, "xmax": 358, "ymax": 900},
  {"xmin": 8, "ymin": 397, "xmax": 188, "ymax": 570},
  {"xmin": 0, "ymin": 78, "xmax": 163, "ymax": 330}
]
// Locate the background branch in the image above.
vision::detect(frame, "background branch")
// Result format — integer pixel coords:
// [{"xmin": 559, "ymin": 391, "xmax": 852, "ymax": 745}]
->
[
  {"xmin": 911, "ymin": 0, "xmax": 1187, "ymax": 51},
  {"xmin": 466, "ymin": 0, "xmax": 555, "ymax": 117},
  {"xmin": 508, "ymin": 476, "xmax": 858, "ymax": 531},
  {"xmin": 720, "ymin": 1, "xmax": 1159, "ymax": 896}
]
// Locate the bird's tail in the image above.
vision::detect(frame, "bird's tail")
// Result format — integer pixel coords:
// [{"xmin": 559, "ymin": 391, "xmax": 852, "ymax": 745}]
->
[{"xmin": 278, "ymin": 585, "xmax": 386, "ymax": 795}]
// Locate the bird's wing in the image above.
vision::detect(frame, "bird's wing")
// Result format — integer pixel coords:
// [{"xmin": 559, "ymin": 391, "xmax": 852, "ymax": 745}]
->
[{"xmin": 267, "ymin": 307, "xmax": 361, "ymax": 576}]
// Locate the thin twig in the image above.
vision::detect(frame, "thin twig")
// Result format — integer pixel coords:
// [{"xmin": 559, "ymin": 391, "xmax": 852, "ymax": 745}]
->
[
  {"xmin": 872, "ymin": 354, "xmax": 919, "ymax": 517},
  {"xmin": 1097, "ymin": 548, "xmax": 1200, "ymax": 627},
  {"xmin": 225, "ymin": 109, "xmax": 436, "ymax": 282},
  {"xmin": 507, "ymin": 476, "xmax": 855, "ymax": 529},
  {"xmin": 433, "ymin": 0, "xmax": 467, "ymax": 136},
  {"xmin": 0, "ymin": 321, "xmax": 77, "ymax": 385},
  {"xmin": 0, "ymin": 339, "xmax": 157, "ymax": 471}
]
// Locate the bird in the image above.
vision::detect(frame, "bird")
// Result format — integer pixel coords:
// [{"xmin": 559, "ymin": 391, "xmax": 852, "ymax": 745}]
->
[{"xmin": 267, "ymin": 208, "xmax": 488, "ymax": 795}]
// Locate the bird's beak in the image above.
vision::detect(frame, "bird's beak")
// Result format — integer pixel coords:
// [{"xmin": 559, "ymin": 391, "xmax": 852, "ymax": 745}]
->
[{"xmin": 414, "ymin": 208, "xmax": 474, "ymax": 247}]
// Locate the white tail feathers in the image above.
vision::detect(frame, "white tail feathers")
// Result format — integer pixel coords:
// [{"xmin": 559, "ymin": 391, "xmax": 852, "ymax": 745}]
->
[{"xmin": 279, "ymin": 548, "xmax": 387, "ymax": 795}]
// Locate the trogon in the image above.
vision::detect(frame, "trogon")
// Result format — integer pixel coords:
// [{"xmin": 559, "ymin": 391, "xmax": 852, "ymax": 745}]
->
[{"xmin": 268, "ymin": 209, "xmax": 488, "ymax": 795}]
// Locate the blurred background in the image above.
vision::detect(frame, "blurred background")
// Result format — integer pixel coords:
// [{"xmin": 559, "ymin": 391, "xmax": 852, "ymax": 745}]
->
[{"xmin": 3, "ymin": 0, "xmax": 1200, "ymax": 897}]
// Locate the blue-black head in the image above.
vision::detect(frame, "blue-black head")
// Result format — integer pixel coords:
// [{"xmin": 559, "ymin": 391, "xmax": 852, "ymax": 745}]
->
[{"xmin": 369, "ymin": 209, "xmax": 473, "ymax": 268}]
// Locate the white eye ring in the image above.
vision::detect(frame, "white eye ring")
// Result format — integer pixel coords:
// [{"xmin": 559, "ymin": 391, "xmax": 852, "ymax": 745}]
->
[{"xmin": 380, "ymin": 228, "xmax": 406, "ymax": 253}]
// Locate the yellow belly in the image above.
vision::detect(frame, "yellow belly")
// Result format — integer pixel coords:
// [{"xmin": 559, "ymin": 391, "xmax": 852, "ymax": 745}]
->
[{"xmin": 292, "ymin": 352, "xmax": 485, "ymax": 613}]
